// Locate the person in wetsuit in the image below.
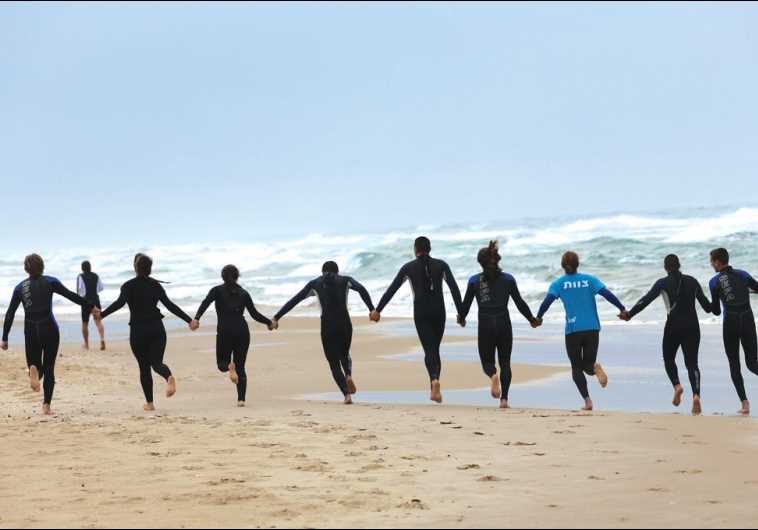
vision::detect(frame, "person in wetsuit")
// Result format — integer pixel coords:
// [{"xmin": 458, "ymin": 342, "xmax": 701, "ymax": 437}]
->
[
  {"xmin": 371, "ymin": 237, "xmax": 463, "ymax": 404},
  {"xmin": 621, "ymin": 254, "xmax": 711, "ymax": 415},
  {"xmin": 273, "ymin": 261, "xmax": 374, "ymax": 404},
  {"xmin": 708, "ymin": 247, "xmax": 758, "ymax": 415},
  {"xmin": 1, "ymin": 254, "xmax": 99, "ymax": 415},
  {"xmin": 78, "ymin": 260, "xmax": 106, "ymax": 351},
  {"xmin": 192, "ymin": 265, "xmax": 274, "ymax": 407},
  {"xmin": 536, "ymin": 251, "xmax": 626, "ymax": 411},
  {"xmin": 100, "ymin": 254, "xmax": 195, "ymax": 411},
  {"xmin": 458, "ymin": 241, "xmax": 539, "ymax": 409}
]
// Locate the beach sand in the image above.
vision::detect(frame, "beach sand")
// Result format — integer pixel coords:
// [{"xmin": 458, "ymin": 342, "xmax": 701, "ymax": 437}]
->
[{"xmin": 1, "ymin": 316, "xmax": 757, "ymax": 528}]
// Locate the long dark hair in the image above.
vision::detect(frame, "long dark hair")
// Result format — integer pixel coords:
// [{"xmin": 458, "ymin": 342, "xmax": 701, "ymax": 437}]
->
[
  {"xmin": 221, "ymin": 264, "xmax": 242, "ymax": 294},
  {"xmin": 322, "ymin": 261, "xmax": 340, "ymax": 307},
  {"xmin": 135, "ymin": 254, "xmax": 153, "ymax": 278},
  {"xmin": 414, "ymin": 237, "xmax": 434, "ymax": 293},
  {"xmin": 477, "ymin": 240, "xmax": 502, "ymax": 282},
  {"xmin": 24, "ymin": 254, "xmax": 44, "ymax": 279}
]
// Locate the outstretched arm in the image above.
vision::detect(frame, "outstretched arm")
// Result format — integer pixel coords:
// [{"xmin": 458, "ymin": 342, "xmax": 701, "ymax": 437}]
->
[
  {"xmin": 598, "ymin": 287, "xmax": 625, "ymax": 312},
  {"xmin": 274, "ymin": 281, "xmax": 315, "ymax": 321},
  {"xmin": 245, "ymin": 293, "xmax": 272, "ymax": 326},
  {"xmin": 709, "ymin": 278, "xmax": 722, "ymax": 316},
  {"xmin": 2, "ymin": 288, "xmax": 22, "ymax": 343},
  {"xmin": 442, "ymin": 262, "xmax": 463, "ymax": 313},
  {"xmin": 537, "ymin": 294, "xmax": 558, "ymax": 319},
  {"xmin": 159, "ymin": 287, "xmax": 193, "ymax": 324},
  {"xmin": 50, "ymin": 278, "xmax": 92, "ymax": 309},
  {"xmin": 628, "ymin": 280, "xmax": 663, "ymax": 318},
  {"xmin": 459, "ymin": 281, "xmax": 476, "ymax": 320},
  {"xmin": 376, "ymin": 266, "xmax": 408, "ymax": 313},
  {"xmin": 694, "ymin": 283, "xmax": 712, "ymax": 314},
  {"xmin": 101, "ymin": 287, "xmax": 127, "ymax": 320},
  {"xmin": 347, "ymin": 277, "xmax": 375, "ymax": 312},
  {"xmin": 194, "ymin": 288, "xmax": 217, "ymax": 321},
  {"xmin": 509, "ymin": 279, "xmax": 535, "ymax": 322}
]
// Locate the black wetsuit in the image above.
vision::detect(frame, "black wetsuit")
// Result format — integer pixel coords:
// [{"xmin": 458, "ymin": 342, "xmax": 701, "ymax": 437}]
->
[
  {"xmin": 195, "ymin": 284, "xmax": 272, "ymax": 402},
  {"xmin": 101, "ymin": 277, "xmax": 192, "ymax": 403},
  {"xmin": 376, "ymin": 256, "xmax": 463, "ymax": 382},
  {"xmin": 78, "ymin": 272, "xmax": 102, "ymax": 323},
  {"xmin": 3, "ymin": 276, "xmax": 92, "ymax": 404},
  {"xmin": 460, "ymin": 272, "xmax": 535, "ymax": 401},
  {"xmin": 629, "ymin": 271, "xmax": 711, "ymax": 397},
  {"xmin": 275, "ymin": 274, "xmax": 374, "ymax": 396},
  {"xmin": 709, "ymin": 267, "xmax": 758, "ymax": 402}
]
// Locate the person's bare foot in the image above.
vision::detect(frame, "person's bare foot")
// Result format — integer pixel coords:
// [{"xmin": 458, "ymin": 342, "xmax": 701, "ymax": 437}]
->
[
  {"xmin": 490, "ymin": 375, "xmax": 502, "ymax": 399},
  {"xmin": 582, "ymin": 397, "xmax": 594, "ymax": 411},
  {"xmin": 499, "ymin": 399, "xmax": 510, "ymax": 409},
  {"xmin": 28, "ymin": 366, "xmax": 41, "ymax": 393},
  {"xmin": 237, "ymin": 401, "xmax": 246, "ymax": 408},
  {"xmin": 166, "ymin": 376, "xmax": 177, "ymax": 398},
  {"xmin": 82, "ymin": 341, "xmax": 89, "ymax": 351},
  {"xmin": 430, "ymin": 380, "xmax": 443, "ymax": 404},
  {"xmin": 41, "ymin": 403, "xmax": 52, "ymax": 415},
  {"xmin": 594, "ymin": 363, "xmax": 608, "ymax": 388},
  {"xmin": 228, "ymin": 362, "xmax": 239, "ymax": 385},
  {"xmin": 347, "ymin": 376, "xmax": 357, "ymax": 395},
  {"xmin": 344, "ymin": 394, "xmax": 353, "ymax": 405},
  {"xmin": 672, "ymin": 385, "xmax": 684, "ymax": 407},
  {"xmin": 692, "ymin": 395, "xmax": 702, "ymax": 415},
  {"xmin": 100, "ymin": 341, "xmax": 106, "ymax": 351},
  {"xmin": 144, "ymin": 403, "xmax": 155, "ymax": 412},
  {"xmin": 739, "ymin": 400, "xmax": 750, "ymax": 416}
]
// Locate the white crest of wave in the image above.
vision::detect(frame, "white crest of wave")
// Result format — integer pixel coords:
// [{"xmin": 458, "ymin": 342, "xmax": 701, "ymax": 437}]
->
[{"xmin": 665, "ymin": 208, "xmax": 758, "ymax": 243}]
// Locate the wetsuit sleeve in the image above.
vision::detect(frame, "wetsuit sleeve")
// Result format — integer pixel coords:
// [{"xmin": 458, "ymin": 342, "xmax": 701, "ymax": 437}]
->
[
  {"xmin": 2, "ymin": 287, "xmax": 22, "ymax": 342},
  {"xmin": 194, "ymin": 288, "xmax": 217, "ymax": 320},
  {"xmin": 709, "ymin": 276, "xmax": 722, "ymax": 316},
  {"xmin": 376, "ymin": 265, "xmax": 408, "ymax": 313},
  {"xmin": 77, "ymin": 275, "xmax": 86, "ymax": 297},
  {"xmin": 459, "ymin": 278, "xmax": 477, "ymax": 319},
  {"xmin": 158, "ymin": 287, "xmax": 193, "ymax": 324},
  {"xmin": 100, "ymin": 286, "xmax": 127, "ymax": 319},
  {"xmin": 274, "ymin": 281, "xmax": 315, "ymax": 320},
  {"xmin": 598, "ymin": 287, "xmax": 625, "ymax": 311},
  {"xmin": 509, "ymin": 278, "xmax": 535, "ymax": 322},
  {"xmin": 442, "ymin": 261, "xmax": 463, "ymax": 313},
  {"xmin": 741, "ymin": 271, "xmax": 758, "ymax": 293},
  {"xmin": 50, "ymin": 278, "xmax": 92, "ymax": 309},
  {"xmin": 695, "ymin": 282, "xmax": 712, "ymax": 314},
  {"xmin": 537, "ymin": 294, "xmax": 557, "ymax": 319},
  {"xmin": 347, "ymin": 277, "xmax": 375, "ymax": 312},
  {"xmin": 245, "ymin": 293, "xmax": 272, "ymax": 326},
  {"xmin": 628, "ymin": 280, "xmax": 664, "ymax": 318}
]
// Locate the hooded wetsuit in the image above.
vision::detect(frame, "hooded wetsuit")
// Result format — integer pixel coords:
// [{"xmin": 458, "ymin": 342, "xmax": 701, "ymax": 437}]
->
[
  {"xmin": 460, "ymin": 272, "xmax": 535, "ymax": 401},
  {"xmin": 275, "ymin": 274, "xmax": 374, "ymax": 396},
  {"xmin": 376, "ymin": 256, "xmax": 463, "ymax": 382},
  {"xmin": 537, "ymin": 273, "xmax": 625, "ymax": 399},
  {"xmin": 629, "ymin": 271, "xmax": 711, "ymax": 397},
  {"xmin": 195, "ymin": 284, "xmax": 272, "ymax": 402},
  {"xmin": 3, "ymin": 276, "xmax": 93, "ymax": 405},
  {"xmin": 101, "ymin": 277, "xmax": 192, "ymax": 404},
  {"xmin": 709, "ymin": 266, "xmax": 758, "ymax": 402}
]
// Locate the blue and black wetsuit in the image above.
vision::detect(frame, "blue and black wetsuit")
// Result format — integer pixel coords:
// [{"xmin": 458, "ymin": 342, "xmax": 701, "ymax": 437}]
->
[
  {"xmin": 460, "ymin": 272, "xmax": 535, "ymax": 401},
  {"xmin": 195, "ymin": 284, "xmax": 272, "ymax": 402},
  {"xmin": 2, "ymin": 276, "xmax": 93, "ymax": 405},
  {"xmin": 629, "ymin": 271, "xmax": 711, "ymax": 397},
  {"xmin": 709, "ymin": 266, "xmax": 758, "ymax": 402},
  {"xmin": 376, "ymin": 255, "xmax": 463, "ymax": 382},
  {"xmin": 101, "ymin": 277, "xmax": 192, "ymax": 404},
  {"xmin": 275, "ymin": 273, "xmax": 374, "ymax": 396}
]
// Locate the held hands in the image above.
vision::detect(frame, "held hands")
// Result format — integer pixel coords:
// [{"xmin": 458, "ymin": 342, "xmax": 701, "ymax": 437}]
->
[
  {"xmin": 91, "ymin": 307, "xmax": 102, "ymax": 321},
  {"xmin": 0, "ymin": 341, "xmax": 7, "ymax": 351},
  {"xmin": 189, "ymin": 319, "xmax": 200, "ymax": 331},
  {"xmin": 530, "ymin": 317, "xmax": 543, "ymax": 329},
  {"xmin": 268, "ymin": 319, "xmax": 279, "ymax": 331},
  {"xmin": 369, "ymin": 310, "xmax": 381, "ymax": 323},
  {"xmin": 618, "ymin": 310, "xmax": 632, "ymax": 322},
  {"xmin": 457, "ymin": 314, "xmax": 466, "ymax": 328}
]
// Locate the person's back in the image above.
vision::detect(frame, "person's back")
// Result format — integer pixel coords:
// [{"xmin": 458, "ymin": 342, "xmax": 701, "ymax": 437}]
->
[
  {"xmin": 119, "ymin": 277, "xmax": 167, "ymax": 324},
  {"xmin": 467, "ymin": 272, "xmax": 520, "ymax": 316},
  {"xmin": 548, "ymin": 272, "xmax": 605, "ymax": 334},
  {"xmin": 311, "ymin": 274, "xmax": 353, "ymax": 323},
  {"xmin": 651, "ymin": 272, "xmax": 708, "ymax": 325},
  {"xmin": 14, "ymin": 276, "xmax": 60, "ymax": 322},
  {"xmin": 710, "ymin": 266, "xmax": 757, "ymax": 315},
  {"xmin": 78, "ymin": 271, "xmax": 101, "ymax": 302}
]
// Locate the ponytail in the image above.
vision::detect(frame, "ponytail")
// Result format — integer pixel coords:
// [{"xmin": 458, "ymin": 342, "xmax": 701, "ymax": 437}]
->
[{"xmin": 477, "ymin": 240, "xmax": 502, "ymax": 282}]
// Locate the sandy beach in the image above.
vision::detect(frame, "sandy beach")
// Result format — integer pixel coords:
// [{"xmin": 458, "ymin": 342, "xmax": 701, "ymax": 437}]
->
[{"xmin": 1, "ymin": 316, "xmax": 757, "ymax": 528}]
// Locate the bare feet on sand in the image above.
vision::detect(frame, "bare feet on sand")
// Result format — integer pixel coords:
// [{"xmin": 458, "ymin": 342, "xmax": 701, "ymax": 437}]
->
[
  {"xmin": 594, "ymin": 363, "xmax": 608, "ymax": 388},
  {"xmin": 228, "ymin": 362, "xmax": 239, "ymax": 384},
  {"xmin": 583, "ymin": 398, "xmax": 594, "ymax": 411},
  {"xmin": 83, "ymin": 341, "xmax": 89, "ymax": 350},
  {"xmin": 490, "ymin": 375, "xmax": 502, "ymax": 399},
  {"xmin": 41, "ymin": 403, "xmax": 52, "ymax": 415},
  {"xmin": 344, "ymin": 394, "xmax": 353, "ymax": 405},
  {"xmin": 29, "ymin": 366, "xmax": 41, "ymax": 393},
  {"xmin": 237, "ymin": 401, "xmax": 246, "ymax": 408},
  {"xmin": 692, "ymin": 395, "xmax": 702, "ymax": 415},
  {"xmin": 166, "ymin": 376, "xmax": 177, "ymax": 398},
  {"xmin": 673, "ymin": 385, "xmax": 684, "ymax": 407},
  {"xmin": 739, "ymin": 400, "xmax": 750, "ymax": 416},
  {"xmin": 144, "ymin": 403, "xmax": 156, "ymax": 412},
  {"xmin": 500, "ymin": 399, "xmax": 510, "ymax": 409},
  {"xmin": 430, "ymin": 380, "xmax": 443, "ymax": 404},
  {"xmin": 100, "ymin": 341, "xmax": 106, "ymax": 351},
  {"xmin": 347, "ymin": 376, "xmax": 357, "ymax": 395}
]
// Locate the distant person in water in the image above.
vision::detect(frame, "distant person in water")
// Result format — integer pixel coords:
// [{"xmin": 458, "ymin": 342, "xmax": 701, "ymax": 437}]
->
[
  {"xmin": 78, "ymin": 260, "xmax": 106, "ymax": 351},
  {"xmin": 536, "ymin": 251, "xmax": 626, "ymax": 411},
  {"xmin": 458, "ymin": 241, "xmax": 540, "ymax": 409},
  {"xmin": 192, "ymin": 265, "xmax": 275, "ymax": 407},
  {"xmin": 708, "ymin": 247, "xmax": 758, "ymax": 415},
  {"xmin": 1, "ymin": 254, "xmax": 100, "ymax": 415},
  {"xmin": 273, "ymin": 261, "xmax": 374, "ymax": 405},
  {"xmin": 371, "ymin": 237, "xmax": 463, "ymax": 404},
  {"xmin": 620, "ymin": 254, "xmax": 711, "ymax": 415},
  {"xmin": 100, "ymin": 254, "xmax": 195, "ymax": 411}
]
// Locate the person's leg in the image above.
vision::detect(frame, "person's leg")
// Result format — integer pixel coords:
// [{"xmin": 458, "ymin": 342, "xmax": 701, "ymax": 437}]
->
[
  {"xmin": 130, "ymin": 330, "xmax": 155, "ymax": 408},
  {"xmin": 723, "ymin": 316, "xmax": 748, "ymax": 409},
  {"xmin": 233, "ymin": 330, "xmax": 250, "ymax": 404},
  {"xmin": 662, "ymin": 326, "xmax": 684, "ymax": 406},
  {"xmin": 740, "ymin": 312, "xmax": 758, "ymax": 377},
  {"xmin": 95, "ymin": 303, "xmax": 106, "ymax": 350},
  {"xmin": 682, "ymin": 328, "xmax": 702, "ymax": 414},
  {"xmin": 81, "ymin": 309, "xmax": 90, "ymax": 350},
  {"xmin": 40, "ymin": 323, "xmax": 60, "ymax": 413},
  {"xmin": 321, "ymin": 330, "xmax": 351, "ymax": 400},
  {"xmin": 147, "ymin": 325, "xmax": 175, "ymax": 398},
  {"xmin": 565, "ymin": 333, "xmax": 590, "ymax": 401},
  {"xmin": 24, "ymin": 323, "xmax": 42, "ymax": 393},
  {"xmin": 477, "ymin": 317, "xmax": 499, "ymax": 399},
  {"xmin": 341, "ymin": 322, "xmax": 357, "ymax": 395},
  {"xmin": 497, "ymin": 318, "xmax": 514, "ymax": 407},
  {"xmin": 582, "ymin": 331, "xmax": 607, "ymax": 388}
]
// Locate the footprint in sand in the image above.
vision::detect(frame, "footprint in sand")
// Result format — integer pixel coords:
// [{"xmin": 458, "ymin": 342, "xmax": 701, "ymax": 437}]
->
[
  {"xmin": 587, "ymin": 475, "xmax": 605, "ymax": 481},
  {"xmin": 675, "ymin": 469, "xmax": 703, "ymax": 475},
  {"xmin": 398, "ymin": 499, "xmax": 429, "ymax": 511},
  {"xmin": 457, "ymin": 464, "xmax": 481, "ymax": 470},
  {"xmin": 648, "ymin": 487, "xmax": 669, "ymax": 492},
  {"xmin": 503, "ymin": 441, "xmax": 537, "ymax": 447},
  {"xmin": 478, "ymin": 475, "xmax": 505, "ymax": 482}
]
